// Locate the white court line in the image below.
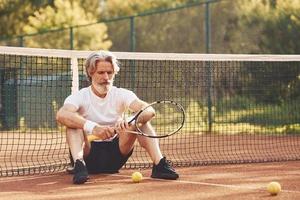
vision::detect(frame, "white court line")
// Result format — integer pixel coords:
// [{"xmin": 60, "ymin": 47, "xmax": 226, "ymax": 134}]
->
[
  {"xmin": 38, "ymin": 182, "xmax": 58, "ymax": 186},
  {"xmin": 0, "ymin": 174, "xmax": 61, "ymax": 183},
  {"xmin": 110, "ymin": 174, "xmax": 300, "ymax": 194},
  {"xmin": 1, "ymin": 173, "xmax": 299, "ymax": 194}
]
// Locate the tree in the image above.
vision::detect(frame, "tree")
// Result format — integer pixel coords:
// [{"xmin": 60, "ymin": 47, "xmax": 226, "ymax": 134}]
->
[
  {"xmin": 100, "ymin": 0, "xmax": 191, "ymax": 18},
  {"xmin": 101, "ymin": 0, "xmax": 213, "ymax": 52},
  {"xmin": 22, "ymin": 0, "xmax": 111, "ymax": 50},
  {"xmin": 229, "ymin": 0, "xmax": 300, "ymax": 102},
  {"xmin": 0, "ymin": 0, "xmax": 53, "ymax": 43},
  {"xmin": 233, "ymin": 0, "xmax": 300, "ymax": 54}
]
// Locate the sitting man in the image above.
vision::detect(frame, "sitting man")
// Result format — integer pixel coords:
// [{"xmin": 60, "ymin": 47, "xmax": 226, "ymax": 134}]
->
[{"xmin": 56, "ymin": 50, "xmax": 179, "ymax": 184}]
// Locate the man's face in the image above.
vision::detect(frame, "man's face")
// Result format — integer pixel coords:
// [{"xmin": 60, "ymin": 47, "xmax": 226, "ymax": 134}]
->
[{"xmin": 90, "ymin": 60, "xmax": 115, "ymax": 97}]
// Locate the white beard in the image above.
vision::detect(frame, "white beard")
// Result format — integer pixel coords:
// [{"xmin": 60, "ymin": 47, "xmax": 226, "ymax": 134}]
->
[{"xmin": 92, "ymin": 80, "xmax": 113, "ymax": 96}]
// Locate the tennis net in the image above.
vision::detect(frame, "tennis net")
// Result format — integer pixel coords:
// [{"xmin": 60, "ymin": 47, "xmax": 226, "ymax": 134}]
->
[{"xmin": 0, "ymin": 46, "xmax": 299, "ymax": 176}]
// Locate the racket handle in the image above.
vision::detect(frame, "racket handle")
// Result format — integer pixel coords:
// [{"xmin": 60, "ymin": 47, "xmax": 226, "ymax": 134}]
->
[
  {"xmin": 87, "ymin": 134, "xmax": 101, "ymax": 142},
  {"xmin": 87, "ymin": 129, "xmax": 118, "ymax": 142}
]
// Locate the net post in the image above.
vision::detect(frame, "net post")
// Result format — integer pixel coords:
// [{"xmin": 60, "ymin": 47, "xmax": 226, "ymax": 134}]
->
[
  {"xmin": 71, "ymin": 56, "xmax": 79, "ymax": 94},
  {"xmin": 68, "ymin": 55, "xmax": 79, "ymax": 168}
]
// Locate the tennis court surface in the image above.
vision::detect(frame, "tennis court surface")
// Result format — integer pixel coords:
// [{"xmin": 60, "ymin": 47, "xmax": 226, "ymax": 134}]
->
[
  {"xmin": 0, "ymin": 46, "xmax": 299, "ymax": 199},
  {"xmin": 1, "ymin": 161, "xmax": 299, "ymax": 200}
]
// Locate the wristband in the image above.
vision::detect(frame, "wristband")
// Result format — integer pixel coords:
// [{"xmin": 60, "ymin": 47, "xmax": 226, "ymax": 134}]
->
[{"xmin": 83, "ymin": 120, "xmax": 97, "ymax": 134}]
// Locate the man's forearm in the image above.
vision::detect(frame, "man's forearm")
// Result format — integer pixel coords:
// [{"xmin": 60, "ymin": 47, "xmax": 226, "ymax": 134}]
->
[
  {"xmin": 56, "ymin": 109, "xmax": 86, "ymax": 129},
  {"xmin": 136, "ymin": 107, "xmax": 155, "ymax": 124}
]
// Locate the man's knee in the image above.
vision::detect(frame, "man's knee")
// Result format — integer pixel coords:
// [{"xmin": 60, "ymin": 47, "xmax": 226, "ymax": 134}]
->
[{"xmin": 118, "ymin": 133, "xmax": 136, "ymax": 156}]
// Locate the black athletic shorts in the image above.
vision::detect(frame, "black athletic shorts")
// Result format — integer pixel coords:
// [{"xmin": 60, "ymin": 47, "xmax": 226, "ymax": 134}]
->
[{"xmin": 84, "ymin": 137, "xmax": 133, "ymax": 174}]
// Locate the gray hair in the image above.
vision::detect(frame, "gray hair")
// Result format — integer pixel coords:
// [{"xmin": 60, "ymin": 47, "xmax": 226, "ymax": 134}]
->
[{"xmin": 85, "ymin": 50, "xmax": 120, "ymax": 82}]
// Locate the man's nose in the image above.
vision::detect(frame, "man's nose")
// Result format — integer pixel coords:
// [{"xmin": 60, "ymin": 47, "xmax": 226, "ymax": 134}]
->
[{"xmin": 103, "ymin": 72, "xmax": 109, "ymax": 79}]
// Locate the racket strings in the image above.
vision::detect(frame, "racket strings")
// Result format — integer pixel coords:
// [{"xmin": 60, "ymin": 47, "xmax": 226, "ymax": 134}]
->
[{"xmin": 146, "ymin": 103, "xmax": 185, "ymax": 137}]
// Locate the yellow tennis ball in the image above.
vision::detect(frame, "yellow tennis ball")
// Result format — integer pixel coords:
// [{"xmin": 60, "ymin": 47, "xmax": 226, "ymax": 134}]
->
[
  {"xmin": 131, "ymin": 171, "xmax": 143, "ymax": 183},
  {"xmin": 267, "ymin": 181, "xmax": 281, "ymax": 195}
]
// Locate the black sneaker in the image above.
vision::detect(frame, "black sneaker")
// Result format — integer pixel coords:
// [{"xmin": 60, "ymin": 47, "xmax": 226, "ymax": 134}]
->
[
  {"xmin": 151, "ymin": 157, "xmax": 179, "ymax": 180},
  {"xmin": 73, "ymin": 159, "xmax": 89, "ymax": 184}
]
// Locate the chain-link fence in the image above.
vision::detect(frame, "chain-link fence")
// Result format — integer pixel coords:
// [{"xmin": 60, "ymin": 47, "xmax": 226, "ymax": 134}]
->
[{"xmin": 0, "ymin": 0, "xmax": 252, "ymax": 54}]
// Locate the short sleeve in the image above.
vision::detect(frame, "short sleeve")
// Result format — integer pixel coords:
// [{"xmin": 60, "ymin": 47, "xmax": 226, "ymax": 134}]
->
[
  {"xmin": 64, "ymin": 91, "xmax": 84, "ymax": 110},
  {"xmin": 120, "ymin": 89, "xmax": 138, "ymax": 107}
]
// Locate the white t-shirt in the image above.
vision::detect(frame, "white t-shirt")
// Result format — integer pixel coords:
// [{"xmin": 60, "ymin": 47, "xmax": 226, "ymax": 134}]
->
[{"xmin": 64, "ymin": 86, "xmax": 138, "ymax": 141}]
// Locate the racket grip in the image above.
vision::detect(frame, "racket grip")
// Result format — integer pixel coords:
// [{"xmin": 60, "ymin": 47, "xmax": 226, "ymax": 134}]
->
[
  {"xmin": 87, "ymin": 135, "xmax": 101, "ymax": 142},
  {"xmin": 87, "ymin": 129, "xmax": 118, "ymax": 142}
]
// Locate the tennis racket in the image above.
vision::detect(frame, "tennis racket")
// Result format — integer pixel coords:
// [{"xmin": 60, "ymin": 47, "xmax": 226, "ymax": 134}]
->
[{"xmin": 88, "ymin": 100, "xmax": 185, "ymax": 141}]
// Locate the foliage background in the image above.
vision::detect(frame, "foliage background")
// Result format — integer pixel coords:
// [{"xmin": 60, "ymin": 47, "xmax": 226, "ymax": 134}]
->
[{"xmin": 0, "ymin": 0, "xmax": 299, "ymax": 54}]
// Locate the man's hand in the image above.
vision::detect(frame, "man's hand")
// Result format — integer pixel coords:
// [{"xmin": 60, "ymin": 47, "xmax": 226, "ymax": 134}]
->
[{"xmin": 115, "ymin": 120, "xmax": 131, "ymax": 133}]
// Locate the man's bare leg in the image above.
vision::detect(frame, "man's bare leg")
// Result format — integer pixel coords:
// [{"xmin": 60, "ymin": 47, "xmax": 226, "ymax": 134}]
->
[
  {"xmin": 137, "ymin": 123, "xmax": 163, "ymax": 164},
  {"xmin": 66, "ymin": 128, "xmax": 89, "ymax": 184},
  {"xmin": 66, "ymin": 128, "xmax": 85, "ymax": 162},
  {"xmin": 136, "ymin": 123, "xmax": 179, "ymax": 180}
]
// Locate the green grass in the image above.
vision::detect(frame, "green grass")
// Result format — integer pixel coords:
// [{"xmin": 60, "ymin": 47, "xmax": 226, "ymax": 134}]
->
[
  {"xmin": 7, "ymin": 97, "xmax": 300, "ymax": 135},
  {"xmin": 184, "ymin": 97, "xmax": 300, "ymax": 135}
]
